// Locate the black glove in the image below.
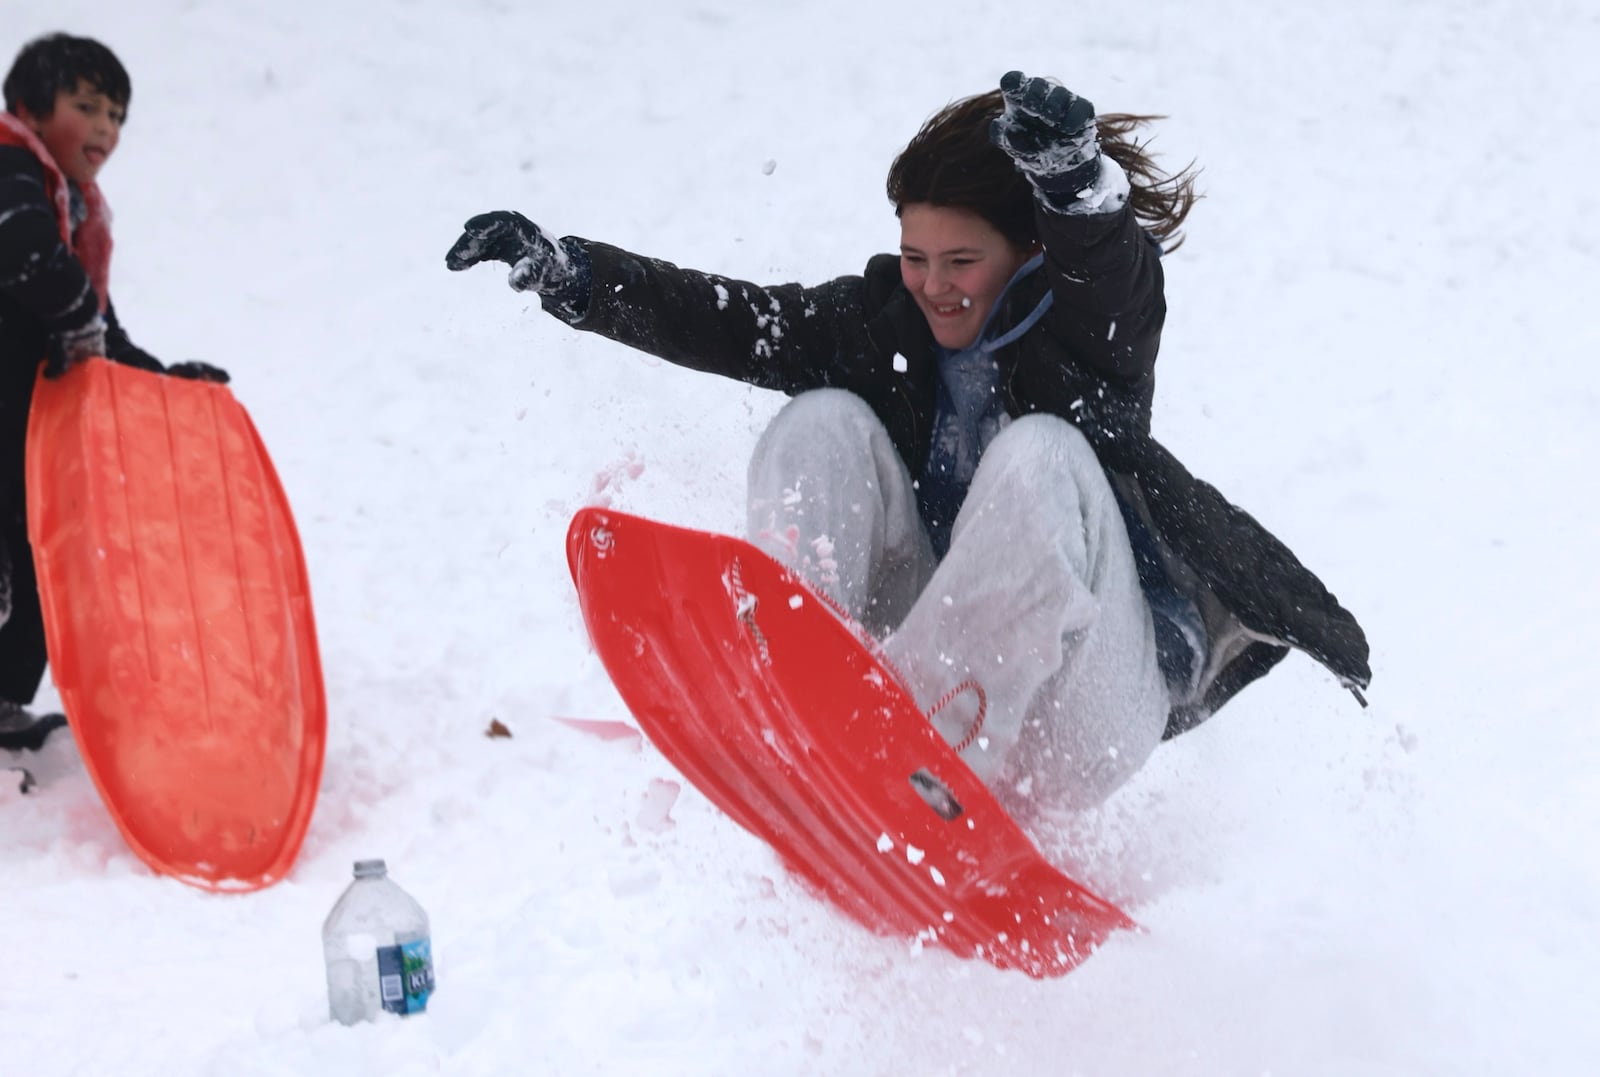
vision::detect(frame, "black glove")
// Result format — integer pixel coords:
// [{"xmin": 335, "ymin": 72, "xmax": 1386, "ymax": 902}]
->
[
  {"xmin": 991, "ymin": 71, "xmax": 1101, "ymax": 207},
  {"xmin": 445, "ymin": 211, "xmax": 577, "ymax": 294},
  {"xmin": 43, "ymin": 317, "xmax": 108, "ymax": 379},
  {"xmin": 166, "ymin": 360, "xmax": 230, "ymax": 384},
  {"xmin": 43, "ymin": 336, "xmax": 73, "ymax": 379},
  {"xmin": 111, "ymin": 344, "xmax": 166, "ymax": 375}
]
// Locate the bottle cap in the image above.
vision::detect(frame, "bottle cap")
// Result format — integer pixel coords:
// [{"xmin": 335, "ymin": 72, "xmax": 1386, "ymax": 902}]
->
[{"xmin": 353, "ymin": 858, "xmax": 388, "ymax": 878}]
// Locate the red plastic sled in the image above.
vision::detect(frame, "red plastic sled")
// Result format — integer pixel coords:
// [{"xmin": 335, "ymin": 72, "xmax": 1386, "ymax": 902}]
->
[
  {"xmin": 567, "ymin": 507, "xmax": 1135, "ymax": 977},
  {"xmin": 26, "ymin": 359, "xmax": 325, "ymax": 891}
]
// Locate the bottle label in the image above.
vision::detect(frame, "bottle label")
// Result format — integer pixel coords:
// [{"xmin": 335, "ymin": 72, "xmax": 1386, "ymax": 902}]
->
[{"xmin": 376, "ymin": 937, "xmax": 435, "ymax": 1016}]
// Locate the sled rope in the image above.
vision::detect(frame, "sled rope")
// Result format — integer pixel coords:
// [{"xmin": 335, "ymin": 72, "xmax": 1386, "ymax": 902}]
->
[
  {"xmin": 928, "ymin": 679, "xmax": 988, "ymax": 753},
  {"xmin": 788, "ymin": 575, "xmax": 990, "ymax": 755},
  {"xmin": 728, "ymin": 558, "xmax": 772, "ymax": 665},
  {"xmin": 736, "ymin": 560, "xmax": 990, "ymax": 754}
]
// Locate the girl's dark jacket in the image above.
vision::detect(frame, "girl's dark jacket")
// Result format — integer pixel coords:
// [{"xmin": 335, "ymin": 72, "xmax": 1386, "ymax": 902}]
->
[{"xmin": 544, "ymin": 201, "xmax": 1371, "ymax": 739}]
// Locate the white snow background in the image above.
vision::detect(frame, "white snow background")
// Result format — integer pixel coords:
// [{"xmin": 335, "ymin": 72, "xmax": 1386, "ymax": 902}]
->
[{"xmin": 4, "ymin": 2, "xmax": 1598, "ymax": 1074}]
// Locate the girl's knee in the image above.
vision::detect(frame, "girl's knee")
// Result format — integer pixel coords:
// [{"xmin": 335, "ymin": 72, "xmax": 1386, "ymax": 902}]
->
[
  {"xmin": 772, "ymin": 388, "xmax": 877, "ymax": 430},
  {"xmin": 757, "ymin": 389, "xmax": 885, "ymax": 454},
  {"xmin": 985, "ymin": 413, "xmax": 1097, "ymax": 472}
]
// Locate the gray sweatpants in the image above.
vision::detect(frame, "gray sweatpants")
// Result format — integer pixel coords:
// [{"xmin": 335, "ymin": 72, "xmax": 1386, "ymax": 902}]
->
[{"xmin": 747, "ymin": 389, "xmax": 1168, "ymax": 813}]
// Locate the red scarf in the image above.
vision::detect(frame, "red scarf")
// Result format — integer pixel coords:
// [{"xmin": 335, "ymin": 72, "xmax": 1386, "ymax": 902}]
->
[{"xmin": 0, "ymin": 111, "xmax": 112, "ymax": 313}]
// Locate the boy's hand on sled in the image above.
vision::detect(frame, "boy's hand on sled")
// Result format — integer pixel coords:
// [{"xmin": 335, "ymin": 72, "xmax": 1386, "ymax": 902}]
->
[
  {"xmin": 992, "ymin": 71, "xmax": 1101, "ymax": 202},
  {"xmin": 43, "ymin": 318, "xmax": 108, "ymax": 379},
  {"xmin": 113, "ymin": 347, "xmax": 166, "ymax": 375},
  {"xmin": 166, "ymin": 360, "xmax": 230, "ymax": 384},
  {"xmin": 43, "ymin": 338, "xmax": 74, "ymax": 379},
  {"xmin": 446, "ymin": 211, "xmax": 575, "ymax": 294}
]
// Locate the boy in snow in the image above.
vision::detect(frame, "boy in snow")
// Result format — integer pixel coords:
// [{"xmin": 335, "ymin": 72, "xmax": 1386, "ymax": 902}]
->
[{"xmin": 0, "ymin": 33, "xmax": 227, "ymax": 751}]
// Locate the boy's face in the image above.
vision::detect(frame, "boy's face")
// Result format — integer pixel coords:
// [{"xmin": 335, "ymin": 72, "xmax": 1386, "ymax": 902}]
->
[{"xmin": 15, "ymin": 79, "xmax": 124, "ymax": 186}]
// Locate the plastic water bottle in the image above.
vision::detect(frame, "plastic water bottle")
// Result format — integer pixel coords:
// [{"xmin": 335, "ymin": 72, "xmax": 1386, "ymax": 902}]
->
[{"xmin": 322, "ymin": 859, "xmax": 435, "ymax": 1024}]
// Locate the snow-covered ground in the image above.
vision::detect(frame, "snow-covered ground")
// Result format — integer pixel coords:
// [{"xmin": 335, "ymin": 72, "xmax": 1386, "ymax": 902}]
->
[{"xmin": 5, "ymin": 2, "xmax": 1598, "ymax": 1073}]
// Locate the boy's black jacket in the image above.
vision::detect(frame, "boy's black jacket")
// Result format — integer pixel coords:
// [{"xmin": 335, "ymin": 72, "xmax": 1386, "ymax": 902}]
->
[
  {"xmin": 544, "ymin": 202, "xmax": 1371, "ymax": 737},
  {"xmin": 0, "ymin": 144, "xmax": 153, "ymax": 492}
]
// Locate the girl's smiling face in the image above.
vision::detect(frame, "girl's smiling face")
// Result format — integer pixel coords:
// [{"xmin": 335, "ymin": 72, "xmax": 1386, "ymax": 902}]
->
[
  {"xmin": 17, "ymin": 79, "xmax": 124, "ymax": 186},
  {"xmin": 899, "ymin": 202, "xmax": 1035, "ymax": 350}
]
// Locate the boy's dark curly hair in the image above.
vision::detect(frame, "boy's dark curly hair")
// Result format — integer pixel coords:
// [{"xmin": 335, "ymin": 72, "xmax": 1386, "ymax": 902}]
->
[{"xmin": 4, "ymin": 33, "xmax": 131, "ymax": 123}]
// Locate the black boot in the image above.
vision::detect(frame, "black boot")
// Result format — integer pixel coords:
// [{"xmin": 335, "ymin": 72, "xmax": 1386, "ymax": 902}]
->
[{"xmin": 0, "ymin": 702, "xmax": 67, "ymax": 752}]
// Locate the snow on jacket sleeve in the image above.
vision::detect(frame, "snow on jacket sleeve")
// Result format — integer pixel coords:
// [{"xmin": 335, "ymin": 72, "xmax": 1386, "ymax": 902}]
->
[
  {"xmin": 0, "ymin": 146, "xmax": 103, "ymax": 349},
  {"xmin": 543, "ymin": 239, "xmax": 878, "ymax": 395},
  {"xmin": 1033, "ymin": 196, "xmax": 1165, "ymax": 389}
]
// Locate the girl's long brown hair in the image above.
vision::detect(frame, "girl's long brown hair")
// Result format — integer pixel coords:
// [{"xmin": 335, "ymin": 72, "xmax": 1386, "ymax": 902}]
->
[
  {"xmin": 886, "ymin": 90, "xmax": 1200, "ymax": 253},
  {"xmin": 1098, "ymin": 111, "xmax": 1200, "ymax": 251}
]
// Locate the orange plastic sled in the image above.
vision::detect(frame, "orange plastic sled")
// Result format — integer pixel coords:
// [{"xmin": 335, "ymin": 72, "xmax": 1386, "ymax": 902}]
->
[
  {"xmin": 25, "ymin": 358, "xmax": 325, "ymax": 891},
  {"xmin": 568, "ymin": 507, "xmax": 1136, "ymax": 977}
]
